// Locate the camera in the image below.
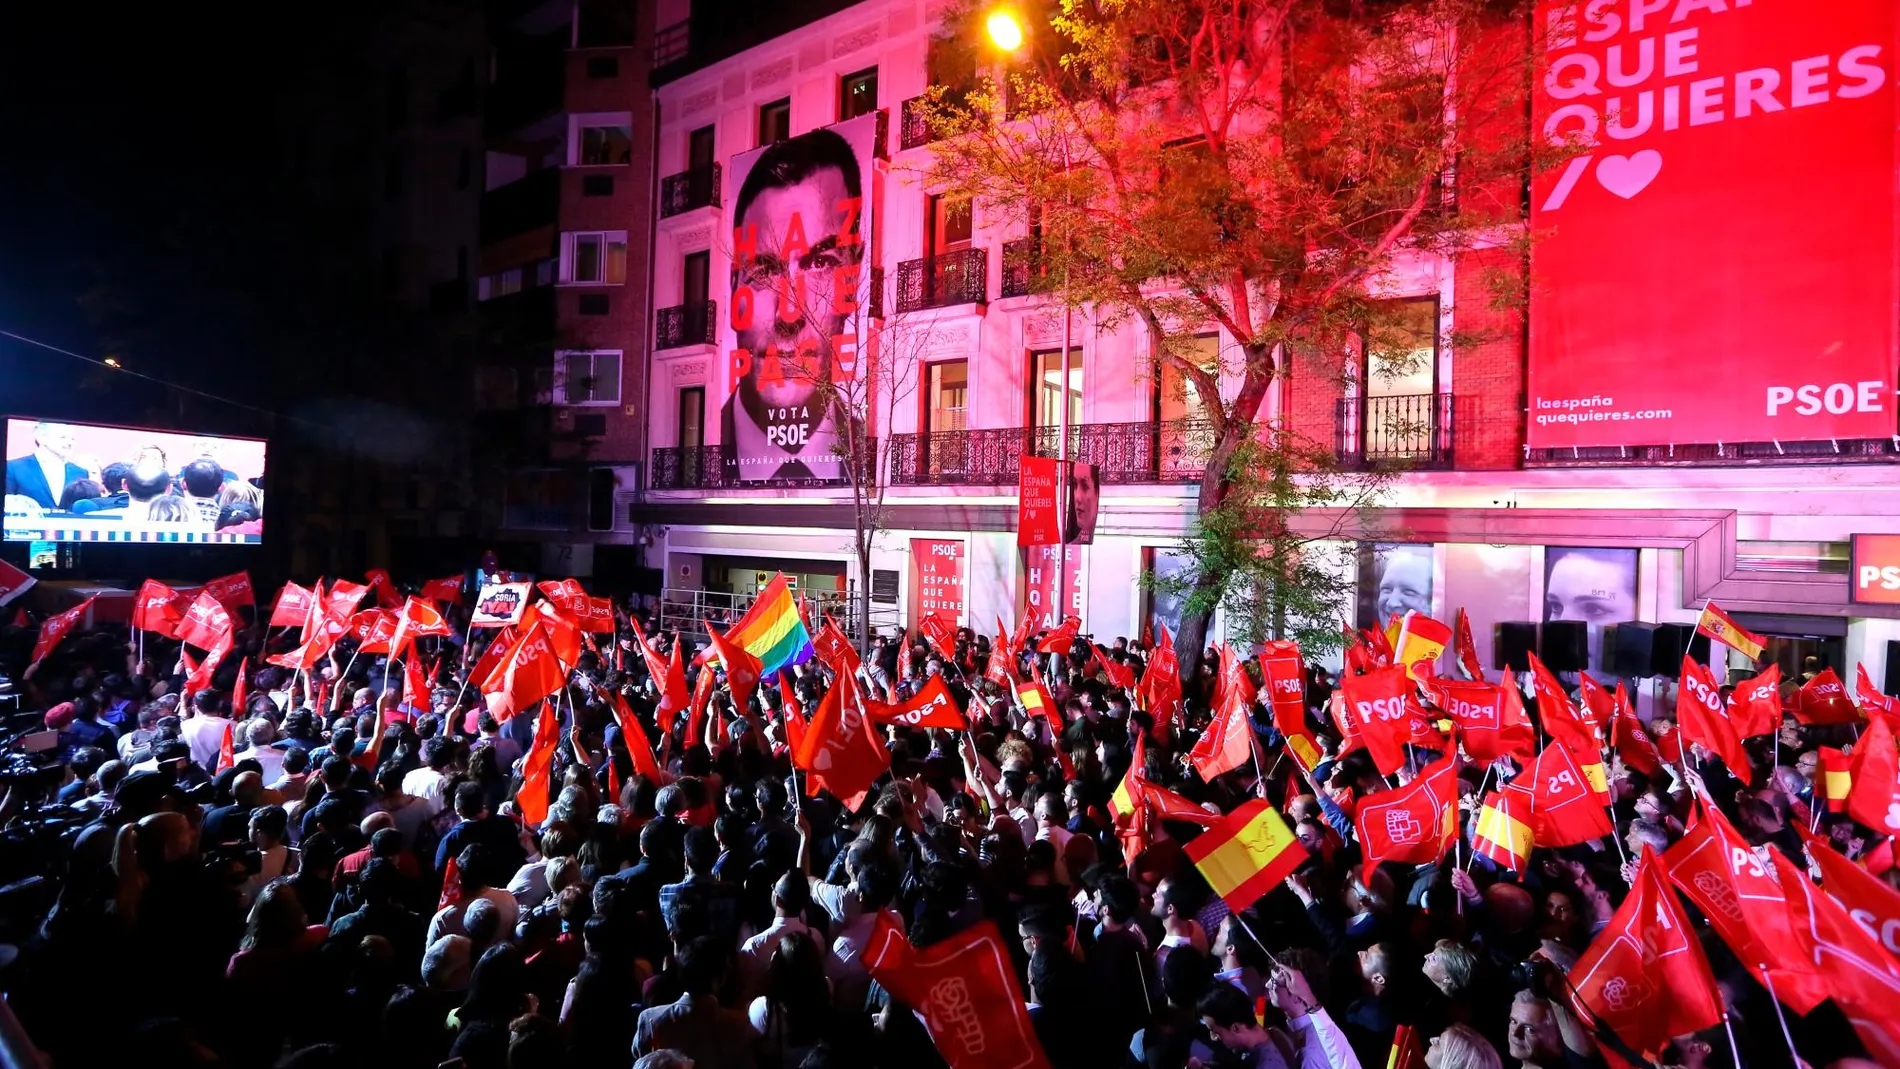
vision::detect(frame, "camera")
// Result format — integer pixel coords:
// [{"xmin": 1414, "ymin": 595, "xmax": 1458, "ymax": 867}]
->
[{"xmin": 203, "ymin": 841, "xmax": 263, "ymax": 875}]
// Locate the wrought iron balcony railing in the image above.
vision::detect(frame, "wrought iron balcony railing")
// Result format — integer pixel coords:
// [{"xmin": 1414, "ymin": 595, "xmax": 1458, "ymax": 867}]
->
[
  {"xmin": 649, "ymin": 441, "xmax": 876, "ymax": 490},
  {"xmin": 889, "ymin": 420, "xmax": 1213, "ymax": 485},
  {"xmin": 895, "ymin": 247, "xmax": 988, "ymax": 313},
  {"xmin": 1000, "ymin": 237, "xmax": 1045, "ymax": 298},
  {"xmin": 659, "ymin": 163, "xmax": 720, "ymax": 218},
  {"xmin": 1335, "ymin": 392, "xmax": 1455, "ymax": 470},
  {"xmin": 899, "ymin": 95, "xmax": 941, "ymax": 150},
  {"xmin": 656, "ymin": 301, "xmax": 717, "ymax": 349}
]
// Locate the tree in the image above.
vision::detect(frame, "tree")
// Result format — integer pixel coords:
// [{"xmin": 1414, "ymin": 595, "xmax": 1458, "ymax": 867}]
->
[{"xmin": 917, "ymin": 0, "xmax": 1542, "ymax": 673}]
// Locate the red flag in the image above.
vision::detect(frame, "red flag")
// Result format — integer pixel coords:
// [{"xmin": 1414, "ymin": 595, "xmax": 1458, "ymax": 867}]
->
[
  {"xmin": 793, "ymin": 670, "xmax": 888, "ymax": 809},
  {"xmin": 1677, "ymin": 656, "xmax": 1752, "ymax": 785},
  {"xmin": 1527, "ymin": 652, "xmax": 1596, "ymax": 750},
  {"xmin": 1568, "ymin": 847, "xmax": 1723, "ymax": 1057},
  {"xmin": 577, "ymin": 596, "xmax": 615, "ymax": 634},
  {"xmin": 685, "ymin": 665, "xmax": 715, "ymax": 745},
  {"xmin": 403, "ymin": 655, "xmax": 428, "ymax": 712},
  {"xmin": 1845, "ymin": 713, "xmax": 1900, "ymax": 836},
  {"xmin": 1773, "ymin": 843, "xmax": 1900, "ymax": 1030},
  {"xmin": 814, "ymin": 616, "xmax": 860, "ymax": 673},
  {"xmin": 353, "ymin": 610, "xmax": 399, "ymax": 655},
  {"xmin": 1011, "ymin": 611, "xmax": 1037, "ymax": 656},
  {"xmin": 182, "ymin": 629, "xmax": 233, "ymax": 702},
  {"xmin": 862, "ymin": 914, "xmax": 1051, "ymax": 1069},
  {"xmin": 1338, "ymin": 665, "xmax": 1441, "ymax": 777},
  {"xmin": 469, "ymin": 626, "xmax": 519, "ymax": 692},
  {"xmin": 389, "ymin": 596, "xmax": 454, "ymax": 659},
  {"xmin": 1802, "ymin": 824, "xmax": 1900, "ymax": 967},
  {"xmin": 1453, "ymin": 607, "xmax": 1483, "ymax": 680},
  {"xmin": 231, "ymin": 657, "xmax": 250, "ymax": 715},
  {"xmin": 1665, "ymin": 804, "xmax": 1827, "ymax": 1013},
  {"xmin": 1016, "ymin": 680, "xmax": 1062, "ymax": 731},
  {"xmin": 920, "ymin": 611, "xmax": 958, "ymax": 658},
  {"xmin": 1797, "ymin": 667, "xmax": 1860, "ymax": 726},
  {"xmin": 1258, "ymin": 640, "xmax": 1307, "ymax": 740},
  {"xmin": 1142, "ymin": 628, "xmax": 1182, "ymax": 722},
  {"xmin": 1097, "ymin": 645, "xmax": 1136, "ymax": 690},
  {"xmin": 132, "ymin": 580, "xmax": 186, "ymax": 637},
  {"xmin": 364, "ymin": 568, "xmax": 402, "ymax": 610},
  {"xmin": 866, "ymin": 674, "xmax": 967, "ymax": 729},
  {"xmin": 1729, "ymin": 662, "xmax": 1784, "ymax": 738},
  {"xmin": 327, "ymin": 579, "xmax": 371, "ymax": 621},
  {"xmin": 1609, "ymin": 682, "xmax": 1664, "ymax": 777},
  {"xmin": 515, "ymin": 701, "xmax": 561, "ymax": 826},
  {"xmin": 0, "ymin": 558, "xmax": 35, "ymax": 611},
  {"xmin": 703, "ymin": 622, "xmax": 763, "ymax": 716},
  {"xmin": 1522, "ymin": 742, "xmax": 1614, "ymax": 847},
  {"xmin": 177, "ymin": 592, "xmax": 235, "ymax": 653},
  {"xmin": 216, "ymin": 719, "xmax": 236, "ymax": 774},
  {"xmin": 1857, "ymin": 662, "xmax": 1900, "ymax": 721},
  {"xmin": 1213, "ymin": 643, "xmax": 1257, "ymax": 714},
  {"xmin": 1424, "ymin": 674, "xmax": 1535, "ymax": 764},
  {"xmin": 482, "ymin": 621, "xmax": 567, "ymax": 721},
  {"xmin": 530, "ymin": 602, "xmax": 586, "ymax": 669},
  {"xmin": 1576, "ymin": 672, "xmax": 1616, "ymax": 740},
  {"xmin": 203, "ymin": 571, "xmax": 255, "ymax": 611},
  {"xmin": 1035, "ymin": 615, "xmax": 1080, "ymax": 656},
  {"xmin": 1190, "ymin": 681, "xmax": 1256, "ymax": 782},
  {"xmin": 438, "ymin": 855, "xmax": 464, "ymax": 910},
  {"xmin": 607, "ymin": 689, "xmax": 666, "ymax": 786},
  {"xmin": 779, "ymin": 675, "xmax": 803, "ymax": 721},
  {"xmin": 269, "ymin": 582, "xmax": 315, "ymax": 628},
  {"xmin": 420, "ymin": 575, "xmax": 465, "ymax": 603},
  {"xmin": 1354, "ymin": 755, "xmax": 1458, "ymax": 866}
]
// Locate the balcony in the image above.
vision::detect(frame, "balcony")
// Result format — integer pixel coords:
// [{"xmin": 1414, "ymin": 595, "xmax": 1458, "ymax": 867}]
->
[
  {"xmin": 889, "ymin": 420, "xmax": 1212, "ymax": 486},
  {"xmin": 1001, "ymin": 237, "xmax": 1045, "ymax": 299},
  {"xmin": 656, "ymin": 301, "xmax": 717, "ymax": 350},
  {"xmin": 899, "ymin": 96, "xmax": 940, "ymax": 151},
  {"xmin": 649, "ymin": 441, "xmax": 876, "ymax": 490},
  {"xmin": 660, "ymin": 164, "xmax": 720, "ymax": 218},
  {"xmin": 895, "ymin": 247, "xmax": 987, "ymax": 313},
  {"xmin": 1335, "ymin": 392, "xmax": 1455, "ymax": 470}
]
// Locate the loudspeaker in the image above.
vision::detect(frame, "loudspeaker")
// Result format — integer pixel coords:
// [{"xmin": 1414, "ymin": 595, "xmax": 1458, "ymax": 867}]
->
[
  {"xmin": 1885, "ymin": 640, "xmax": 1900, "ymax": 696},
  {"xmin": 1496, "ymin": 622, "xmax": 1537, "ymax": 672},
  {"xmin": 1541, "ymin": 620, "xmax": 1588, "ymax": 672},
  {"xmin": 1609, "ymin": 623, "xmax": 1658, "ymax": 678},
  {"xmin": 1650, "ymin": 624, "xmax": 1710, "ymax": 676}
]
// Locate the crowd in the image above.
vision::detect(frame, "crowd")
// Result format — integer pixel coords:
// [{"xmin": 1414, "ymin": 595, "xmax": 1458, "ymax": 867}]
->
[{"xmin": 0, "ymin": 572, "xmax": 1894, "ymax": 1069}]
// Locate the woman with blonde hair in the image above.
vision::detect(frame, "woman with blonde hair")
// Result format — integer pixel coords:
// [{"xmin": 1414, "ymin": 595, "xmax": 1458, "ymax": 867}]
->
[{"xmin": 1427, "ymin": 1023, "xmax": 1502, "ymax": 1069}]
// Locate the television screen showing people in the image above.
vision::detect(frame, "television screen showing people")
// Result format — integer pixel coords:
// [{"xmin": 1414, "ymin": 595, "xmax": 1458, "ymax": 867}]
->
[{"xmin": 2, "ymin": 419, "xmax": 266, "ymax": 544}]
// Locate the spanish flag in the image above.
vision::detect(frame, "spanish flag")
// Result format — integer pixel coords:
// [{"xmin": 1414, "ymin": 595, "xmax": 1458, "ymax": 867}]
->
[
  {"xmin": 1472, "ymin": 787, "xmax": 1534, "ymax": 872},
  {"xmin": 1184, "ymin": 799, "xmax": 1305, "ymax": 911},
  {"xmin": 1696, "ymin": 601, "xmax": 1766, "ymax": 661},
  {"xmin": 1393, "ymin": 611, "xmax": 1452, "ymax": 682},
  {"xmin": 1821, "ymin": 746, "xmax": 1853, "ymax": 813},
  {"xmin": 1016, "ymin": 680, "xmax": 1062, "ymax": 729}
]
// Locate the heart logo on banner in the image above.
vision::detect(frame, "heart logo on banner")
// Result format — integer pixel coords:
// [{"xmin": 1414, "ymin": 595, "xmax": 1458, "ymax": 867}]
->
[{"xmin": 1596, "ymin": 150, "xmax": 1663, "ymax": 199}]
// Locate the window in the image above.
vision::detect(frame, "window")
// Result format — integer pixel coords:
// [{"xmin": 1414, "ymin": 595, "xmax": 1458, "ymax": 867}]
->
[
  {"xmin": 688, "ymin": 126, "xmax": 716, "ymax": 170},
  {"xmin": 678, "ymin": 387, "xmax": 705, "ymax": 449},
  {"xmin": 840, "ymin": 67, "xmax": 878, "ymax": 120},
  {"xmin": 562, "ymin": 231, "xmax": 628, "ymax": 284},
  {"xmin": 577, "ymin": 124, "xmax": 633, "ymax": 165},
  {"xmin": 924, "ymin": 361, "xmax": 968, "ymax": 435},
  {"xmin": 1358, "ymin": 297, "xmax": 1438, "ymax": 398},
  {"xmin": 683, "ymin": 250, "xmax": 710, "ymax": 305},
  {"xmin": 758, "ymin": 98, "xmax": 791, "ymax": 145},
  {"xmin": 928, "ymin": 194, "xmax": 973, "ymax": 254},
  {"xmin": 1030, "ymin": 348, "xmax": 1083, "ymax": 429},
  {"xmin": 555, "ymin": 350, "xmax": 622, "ymax": 406},
  {"xmin": 1155, "ymin": 334, "xmax": 1218, "ymax": 423}
]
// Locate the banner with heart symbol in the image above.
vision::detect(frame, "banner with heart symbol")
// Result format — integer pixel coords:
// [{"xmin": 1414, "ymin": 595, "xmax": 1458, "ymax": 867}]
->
[{"xmin": 1527, "ymin": 0, "xmax": 1895, "ymax": 451}]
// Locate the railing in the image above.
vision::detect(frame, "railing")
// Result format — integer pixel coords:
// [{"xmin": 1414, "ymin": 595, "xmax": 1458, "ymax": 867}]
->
[
  {"xmin": 895, "ymin": 247, "xmax": 987, "ymax": 313},
  {"xmin": 658, "ymin": 585, "xmax": 898, "ymax": 647},
  {"xmin": 656, "ymin": 301, "xmax": 717, "ymax": 349},
  {"xmin": 649, "ymin": 441, "xmax": 876, "ymax": 490},
  {"xmin": 899, "ymin": 95, "xmax": 940, "ymax": 150},
  {"xmin": 1335, "ymin": 392, "xmax": 1455, "ymax": 470},
  {"xmin": 653, "ymin": 20, "xmax": 690, "ymax": 66},
  {"xmin": 889, "ymin": 419, "xmax": 1212, "ymax": 485},
  {"xmin": 1000, "ymin": 237, "xmax": 1044, "ymax": 298},
  {"xmin": 660, "ymin": 163, "xmax": 720, "ymax": 217}
]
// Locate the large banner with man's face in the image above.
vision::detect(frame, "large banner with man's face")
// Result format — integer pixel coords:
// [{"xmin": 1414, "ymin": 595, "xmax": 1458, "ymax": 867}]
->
[
  {"xmin": 1527, "ymin": 0, "xmax": 1896, "ymax": 450},
  {"xmin": 722, "ymin": 112, "xmax": 879, "ymax": 484}
]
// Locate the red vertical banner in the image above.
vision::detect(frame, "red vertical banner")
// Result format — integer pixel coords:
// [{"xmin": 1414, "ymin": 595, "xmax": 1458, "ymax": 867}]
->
[
  {"xmin": 911, "ymin": 538, "xmax": 967, "ymax": 627},
  {"xmin": 1527, "ymin": 1, "xmax": 1896, "ymax": 450},
  {"xmin": 1017, "ymin": 455, "xmax": 1063, "ymax": 546},
  {"xmin": 1023, "ymin": 545, "xmax": 1085, "ymax": 631}
]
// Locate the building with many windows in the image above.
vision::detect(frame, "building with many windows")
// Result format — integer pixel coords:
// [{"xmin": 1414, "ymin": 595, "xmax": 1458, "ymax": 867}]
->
[{"xmin": 619, "ymin": 0, "xmax": 1900, "ymax": 715}]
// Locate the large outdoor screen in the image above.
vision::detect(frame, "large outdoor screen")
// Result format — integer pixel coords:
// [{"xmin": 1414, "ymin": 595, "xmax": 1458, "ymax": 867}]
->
[
  {"xmin": 2, "ymin": 418, "xmax": 267, "ymax": 545},
  {"xmin": 1527, "ymin": 0, "xmax": 1896, "ymax": 450}
]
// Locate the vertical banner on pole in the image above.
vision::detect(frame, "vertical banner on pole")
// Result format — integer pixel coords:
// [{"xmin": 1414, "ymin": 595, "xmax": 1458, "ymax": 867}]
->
[
  {"xmin": 911, "ymin": 539, "xmax": 967, "ymax": 628},
  {"xmin": 1023, "ymin": 545, "xmax": 1085, "ymax": 631}
]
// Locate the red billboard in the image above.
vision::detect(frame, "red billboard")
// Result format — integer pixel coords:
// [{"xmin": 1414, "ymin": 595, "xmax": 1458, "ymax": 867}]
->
[
  {"xmin": 912, "ymin": 538, "xmax": 967, "ymax": 625},
  {"xmin": 1528, "ymin": 1, "xmax": 1896, "ymax": 450},
  {"xmin": 1852, "ymin": 533, "xmax": 1900, "ymax": 605},
  {"xmin": 1023, "ymin": 545, "xmax": 1085, "ymax": 630}
]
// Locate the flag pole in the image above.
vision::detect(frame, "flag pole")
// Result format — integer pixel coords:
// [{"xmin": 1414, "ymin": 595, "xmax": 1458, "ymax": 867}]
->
[
  {"xmin": 1719, "ymin": 1011, "xmax": 1745, "ymax": 1069},
  {"xmin": 1228, "ymin": 911, "xmax": 1283, "ymax": 970},
  {"xmin": 1758, "ymin": 966, "xmax": 1801, "ymax": 1069}
]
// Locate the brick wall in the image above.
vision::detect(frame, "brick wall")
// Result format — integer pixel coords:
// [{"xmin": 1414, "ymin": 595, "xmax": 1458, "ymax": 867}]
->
[{"xmin": 1451, "ymin": 248, "xmax": 1526, "ymax": 470}]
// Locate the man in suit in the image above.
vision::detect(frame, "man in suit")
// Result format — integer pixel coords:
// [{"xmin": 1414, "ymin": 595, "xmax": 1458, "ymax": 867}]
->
[{"xmin": 5, "ymin": 422, "xmax": 89, "ymax": 509}]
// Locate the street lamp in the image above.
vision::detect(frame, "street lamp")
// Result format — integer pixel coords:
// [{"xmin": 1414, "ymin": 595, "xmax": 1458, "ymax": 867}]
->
[
  {"xmin": 102, "ymin": 357, "xmax": 122, "ymax": 369},
  {"xmin": 983, "ymin": 6, "xmax": 1075, "ymax": 640}
]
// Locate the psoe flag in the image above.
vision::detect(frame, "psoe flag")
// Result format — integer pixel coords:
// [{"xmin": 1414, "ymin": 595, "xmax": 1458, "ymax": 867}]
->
[{"xmin": 1184, "ymin": 799, "xmax": 1304, "ymax": 912}]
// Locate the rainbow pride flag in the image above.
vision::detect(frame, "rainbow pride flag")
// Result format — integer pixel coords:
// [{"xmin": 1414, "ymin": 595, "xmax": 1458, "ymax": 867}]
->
[{"xmin": 722, "ymin": 572, "xmax": 814, "ymax": 674}]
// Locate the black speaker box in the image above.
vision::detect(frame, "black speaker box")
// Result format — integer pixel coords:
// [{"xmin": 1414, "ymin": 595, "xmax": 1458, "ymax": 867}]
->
[
  {"xmin": 1885, "ymin": 640, "xmax": 1900, "ymax": 696},
  {"xmin": 1650, "ymin": 624, "xmax": 1710, "ymax": 675},
  {"xmin": 1609, "ymin": 623, "xmax": 1658, "ymax": 678},
  {"xmin": 1496, "ymin": 622, "xmax": 1537, "ymax": 672},
  {"xmin": 1541, "ymin": 620, "xmax": 1588, "ymax": 672}
]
